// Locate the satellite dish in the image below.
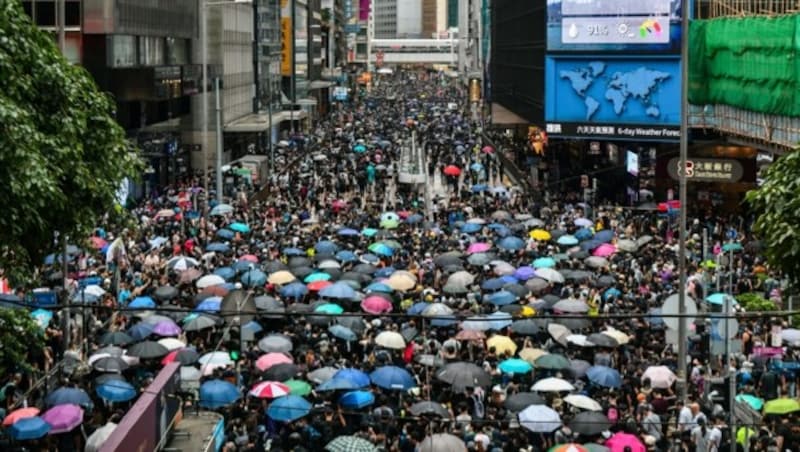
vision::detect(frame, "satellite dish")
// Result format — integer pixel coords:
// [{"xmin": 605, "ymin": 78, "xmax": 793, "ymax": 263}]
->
[
  {"xmin": 661, "ymin": 293, "xmax": 697, "ymax": 332},
  {"xmin": 221, "ymin": 290, "xmax": 257, "ymax": 325}
]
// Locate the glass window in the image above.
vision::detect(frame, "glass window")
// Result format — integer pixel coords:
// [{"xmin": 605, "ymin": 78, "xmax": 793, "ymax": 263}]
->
[
  {"xmin": 166, "ymin": 38, "xmax": 188, "ymax": 65},
  {"xmin": 108, "ymin": 35, "xmax": 137, "ymax": 68},
  {"xmin": 138, "ymin": 36, "xmax": 165, "ymax": 66}
]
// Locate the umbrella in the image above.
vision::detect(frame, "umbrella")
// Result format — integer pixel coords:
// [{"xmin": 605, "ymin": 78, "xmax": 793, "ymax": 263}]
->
[
  {"xmin": 210, "ymin": 203, "xmax": 234, "ymax": 216},
  {"xmin": 486, "ymin": 334, "xmax": 518, "ymax": 355},
  {"xmin": 197, "ymin": 274, "xmax": 226, "ymax": 289},
  {"xmin": 361, "ymin": 296, "xmax": 393, "ymax": 314},
  {"xmin": 85, "ymin": 422, "xmax": 117, "ymax": 452},
  {"xmin": 499, "ymin": 358, "xmax": 533, "ymax": 374},
  {"xmin": 315, "ymin": 303, "xmax": 345, "ymax": 315},
  {"xmin": 437, "ymin": 362, "xmax": 492, "ymax": 389},
  {"xmin": 735, "ymin": 394, "xmax": 764, "ymax": 411},
  {"xmin": 320, "ymin": 282, "xmax": 357, "ymax": 300},
  {"xmin": 152, "ymin": 320, "xmax": 181, "ymax": 337},
  {"xmin": 249, "ymin": 381, "xmax": 291, "ymax": 399},
  {"xmin": 8, "ymin": 417, "xmax": 51, "ymax": 440},
  {"xmin": 46, "ymin": 387, "xmax": 92, "ymax": 408},
  {"xmin": 41, "ymin": 404, "xmax": 83, "ymax": 434},
  {"xmin": 570, "ymin": 411, "xmax": 611, "ymax": 436},
  {"xmin": 550, "ymin": 445, "xmax": 589, "ymax": 452},
  {"xmin": 285, "ymin": 379, "xmax": 312, "ymax": 396},
  {"xmin": 258, "ymin": 334, "xmax": 293, "ymax": 353},
  {"xmin": 304, "ymin": 367, "xmax": 337, "ymax": 385},
  {"xmin": 329, "ymin": 324, "xmax": 358, "ymax": 342},
  {"xmin": 553, "ymin": 299, "xmax": 590, "ymax": 313},
  {"xmin": 605, "ymin": 432, "xmax": 645, "ymax": 452},
  {"xmin": 255, "ymin": 353, "xmax": 293, "ymax": 371},
  {"xmin": 409, "ymin": 401, "xmax": 451, "ymax": 418},
  {"xmin": 600, "ymin": 329, "xmax": 630, "ymax": 345},
  {"xmin": 547, "ymin": 323, "xmax": 571, "ymax": 345},
  {"xmin": 228, "ymin": 222, "xmax": 250, "ymax": 233},
  {"xmin": 486, "ymin": 290, "xmax": 517, "ymax": 306},
  {"xmin": 532, "ymin": 377, "xmax": 575, "ymax": 392},
  {"xmin": 535, "ymin": 268, "xmax": 565, "ymax": 283},
  {"xmin": 166, "ymin": 256, "xmax": 200, "ymax": 272},
  {"xmin": 764, "ymin": 398, "xmax": 800, "ymax": 415},
  {"xmin": 199, "ymin": 380, "xmax": 240, "ymax": 408},
  {"xmin": 183, "ymin": 314, "xmax": 221, "ymax": 331},
  {"xmin": 2, "ymin": 407, "xmax": 40, "ymax": 426},
  {"xmin": 339, "ymin": 390, "xmax": 375, "ymax": 409},
  {"xmin": 519, "ymin": 405, "xmax": 561, "ymax": 432},
  {"xmin": 326, "ymin": 436, "xmax": 378, "ymax": 452},
  {"xmin": 128, "ymin": 296, "xmax": 156, "ymax": 309},
  {"xmin": 263, "ymin": 363, "xmax": 300, "ymax": 381},
  {"xmin": 100, "ymin": 331, "xmax": 134, "ymax": 346},
  {"xmin": 162, "ymin": 348, "xmax": 199, "ymax": 366},
  {"xmin": 535, "ymin": 354, "xmax": 572, "ymax": 371},
  {"xmin": 532, "ymin": 257, "xmax": 556, "ymax": 269},
  {"xmin": 530, "ymin": 229, "xmax": 551, "ymax": 241},
  {"xmin": 419, "ymin": 434, "xmax": 467, "ymax": 452},
  {"xmin": 375, "ymin": 331, "xmax": 406, "ymax": 349},
  {"xmin": 564, "ymin": 394, "xmax": 603, "ymax": 411},
  {"xmin": 96, "ymin": 380, "xmax": 137, "ymax": 402},
  {"xmin": 504, "ymin": 392, "xmax": 545, "ymax": 412},
  {"xmin": 443, "ymin": 165, "xmax": 461, "ymax": 176},
  {"xmin": 267, "ymin": 395, "xmax": 311, "ymax": 421},
  {"xmin": 127, "ymin": 340, "xmax": 169, "ymax": 359},
  {"xmin": 93, "ymin": 356, "xmax": 130, "ymax": 373},
  {"xmin": 587, "ymin": 333, "xmax": 619, "ymax": 348},
  {"xmin": 280, "ymin": 282, "xmax": 308, "ymax": 298},
  {"xmin": 508, "ymin": 320, "xmax": 540, "ymax": 339},
  {"xmin": 642, "ymin": 365, "xmax": 677, "ymax": 389},
  {"xmin": 498, "ymin": 236, "xmax": 526, "ymax": 251},
  {"xmin": 370, "ymin": 366, "xmax": 416, "ymax": 390}
]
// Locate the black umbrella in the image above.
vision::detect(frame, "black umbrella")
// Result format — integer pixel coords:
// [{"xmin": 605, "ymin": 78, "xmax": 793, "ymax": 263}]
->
[
  {"xmin": 265, "ymin": 260, "xmax": 289, "ymax": 273},
  {"xmin": 127, "ymin": 340, "xmax": 169, "ymax": 359},
  {"xmin": 322, "ymin": 268, "xmax": 342, "ymax": 280},
  {"xmin": 92, "ymin": 356, "xmax": 129, "ymax": 373},
  {"xmin": 184, "ymin": 314, "xmax": 223, "ymax": 331},
  {"xmin": 353, "ymin": 263, "xmax": 378, "ymax": 274},
  {"xmin": 401, "ymin": 327, "xmax": 419, "ymax": 342},
  {"xmin": 173, "ymin": 348, "xmax": 200, "ymax": 365},
  {"xmin": 263, "ymin": 363, "xmax": 300, "ymax": 381},
  {"xmin": 569, "ymin": 411, "xmax": 611, "ymax": 435},
  {"xmin": 340, "ymin": 272, "xmax": 371, "ymax": 283},
  {"xmin": 570, "ymin": 359, "xmax": 592, "ymax": 378},
  {"xmin": 509, "ymin": 319, "xmax": 540, "ymax": 336},
  {"xmin": 594, "ymin": 275, "xmax": 616, "ymax": 288},
  {"xmin": 409, "ymin": 401, "xmax": 451, "ymax": 418},
  {"xmin": 436, "ymin": 362, "xmax": 491, "ymax": 389},
  {"xmin": 587, "ymin": 333, "xmax": 618, "ymax": 348},
  {"xmin": 254, "ymin": 295, "xmax": 283, "ymax": 311},
  {"xmin": 154, "ymin": 285, "xmax": 178, "ymax": 300},
  {"xmin": 542, "ymin": 294, "xmax": 560, "ymax": 307},
  {"xmin": 434, "ymin": 253, "xmax": 462, "ymax": 267},
  {"xmin": 500, "ymin": 304, "xmax": 523, "ymax": 316},
  {"xmin": 503, "ymin": 283, "xmax": 529, "ymax": 298},
  {"xmin": 504, "ymin": 392, "xmax": 545, "ymax": 412},
  {"xmin": 289, "ymin": 257, "xmax": 312, "ymax": 268},
  {"xmin": 286, "ymin": 303, "xmax": 312, "ymax": 314},
  {"xmin": 291, "ymin": 266, "xmax": 315, "ymax": 279},
  {"xmin": 100, "ymin": 331, "xmax": 135, "ymax": 346},
  {"xmin": 558, "ymin": 317, "xmax": 592, "ymax": 330}
]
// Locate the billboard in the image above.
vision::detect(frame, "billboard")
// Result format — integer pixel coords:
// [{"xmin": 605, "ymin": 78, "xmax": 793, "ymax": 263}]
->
[
  {"xmin": 544, "ymin": 56, "xmax": 681, "ymax": 140},
  {"xmin": 281, "ymin": 0, "xmax": 293, "ymax": 76},
  {"xmin": 547, "ymin": 0, "xmax": 683, "ymax": 53}
]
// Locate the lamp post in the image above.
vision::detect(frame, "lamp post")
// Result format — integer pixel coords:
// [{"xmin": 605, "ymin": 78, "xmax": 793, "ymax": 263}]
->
[
  {"xmin": 201, "ymin": 0, "xmax": 253, "ymax": 204},
  {"xmin": 677, "ymin": 0, "xmax": 690, "ymax": 402}
]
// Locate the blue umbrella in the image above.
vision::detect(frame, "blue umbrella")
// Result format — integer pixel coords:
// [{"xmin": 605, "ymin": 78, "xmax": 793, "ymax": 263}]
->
[
  {"xmin": 723, "ymin": 242, "xmax": 743, "ymax": 253},
  {"xmin": 488, "ymin": 311, "xmax": 513, "ymax": 330},
  {"xmin": 317, "ymin": 377, "xmax": 362, "ymax": 392},
  {"xmin": 336, "ymin": 250, "xmax": 358, "ymax": 262},
  {"xmin": 361, "ymin": 228, "xmax": 378, "ymax": 237},
  {"xmin": 407, "ymin": 302, "xmax": 429, "ymax": 315},
  {"xmin": 481, "ymin": 278, "xmax": 506, "ymax": 291},
  {"xmin": 228, "ymin": 222, "xmax": 250, "ymax": 233},
  {"xmin": 46, "ymin": 387, "xmax": 92, "ymax": 408},
  {"xmin": 487, "ymin": 290, "xmax": 517, "ymax": 306},
  {"xmin": 470, "ymin": 162, "xmax": 484, "ymax": 172},
  {"xmin": 431, "ymin": 315, "xmax": 457, "ymax": 327},
  {"xmin": 206, "ymin": 242, "xmax": 230, "ymax": 253},
  {"xmin": 216, "ymin": 229, "xmax": 235, "ymax": 240},
  {"xmin": 499, "ymin": 275, "xmax": 519, "ymax": 284},
  {"xmin": 369, "ymin": 243, "xmax": 394, "ymax": 257},
  {"xmin": 96, "ymin": 380, "xmax": 137, "ymax": 402},
  {"xmin": 370, "ymin": 366, "xmax": 416, "ymax": 391},
  {"xmin": 195, "ymin": 297, "xmax": 222, "ymax": 312},
  {"xmin": 316, "ymin": 240, "xmax": 340, "ymax": 254},
  {"xmin": 353, "ymin": 144, "xmax": 367, "ymax": 153},
  {"xmin": 472, "ymin": 184, "xmax": 489, "ymax": 193},
  {"xmin": 406, "ymin": 214, "xmax": 424, "ymax": 224},
  {"xmin": 127, "ymin": 322, "xmax": 154, "ymax": 341},
  {"xmin": 359, "ymin": 253, "xmax": 380, "ymax": 264},
  {"xmin": 199, "ymin": 380, "xmax": 240, "ymax": 409},
  {"xmin": 706, "ymin": 292, "xmax": 737, "ymax": 306},
  {"xmin": 209, "ymin": 203, "xmax": 234, "ymax": 216},
  {"xmin": 532, "ymin": 257, "xmax": 556, "ymax": 269},
  {"xmin": 513, "ymin": 266, "xmax": 536, "ymax": 281},
  {"xmin": 366, "ymin": 282, "xmax": 393, "ymax": 293},
  {"xmin": 337, "ymin": 228, "xmax": 360, "ymax": 236},
  {"xmin": 333, "ymin": 368, "xmax": 371, "ymax": 387},
  {"xmin": 594, "ymin": 230, "xmax": 614, "ymax": 243},
  {"xmin": 319, "ymin": 282, "xmax": 357, "ymax": 300},
  {"xmin": 281, "ymin": 282, "xmax": 309, "ymax": 298},
  {"xmin": 214, "ymin": 267, "xmax": 236, "ymax": 281},
  {"xmin": 575, "ymin": 228, "xmax": 594, "ymax": 241},
  {"xmin": 328, "ymin": 324, "xmax": 358, "ymax": 342},
  {"xmin": 557, "ymin": 235, "xmax": 579, "ymax": 246},
  {"xmin": 339, "ymin": 391, "xmax": 375, "ymax": 409},
  {"xmin": 580, "ymin": 240, "xmax": 603, "ymax": 251},
  {"xmin": 374, "ymin": 267, "xmax": 396, "ymax": 278},
  {"xmin": 461, "ymin": 223, "xmax": 482, "ymax": 234},
  {"xmin": 128, "ymin": 296, "xmax": 156, "ymax": 309},
  {"xmin": 241, "ymin": 269, "xmax": 267, "ymax": 287},
  {"xmin": 8, "ymin": 417, "xmax": 50, "ymax": 440},
  {"xmin": 603, "ymin": 287, "xmax": 622, "ymax": 301},
  {"xmin": 267, "ymin": 395, "xmax": 311, "ymax": 421},
  {"xmin": 232, "ymin": 260, "xmax": 253, "ymax": 273},
  {"xmin": 498, "ymin": 236, "xmax": 525, "ymax": 251},
  {"xmin": 586, "ymin": 365, "xmax": 622, "ymax": 388},
  {"xmin": 499, "ymin": 358, "xmax": 533, "ymax": 374},
  {"xmin": 283, "ymin": 247, "xmax": 306, "ymax": 256},
  {"xmin": 243, "ymin": 320, "xmax": 263, "ymax": 335},
  {"xmin": 646, "ymin": 307, "xmax": 664, "ymax": 325}
]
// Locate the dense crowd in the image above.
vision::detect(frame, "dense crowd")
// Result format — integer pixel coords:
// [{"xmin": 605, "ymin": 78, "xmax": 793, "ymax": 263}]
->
[{"xmin": 0, "ymin": 71, "xmax": 795, "ymax": 452}]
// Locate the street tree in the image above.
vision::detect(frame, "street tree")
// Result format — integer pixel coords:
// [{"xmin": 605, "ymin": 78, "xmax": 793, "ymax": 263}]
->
[{"xmin": 0, "ymin": 308, "xmax": 45, "ymax": 375}]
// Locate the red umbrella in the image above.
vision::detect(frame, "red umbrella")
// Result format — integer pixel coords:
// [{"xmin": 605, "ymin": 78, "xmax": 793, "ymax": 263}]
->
[
  {"xmin": 249, "ymin": 381, "xmax": 290, "ymax": 399},
  {"xmin": 2, "ymin": 407, "xmax": 39, "ymax": 426},
  {"xmin": 307, "ymin": 280, "xmax": 332, "ymax": 291},
  {"xmin": 443, "ymin": 165, "xmax": 461, "ymax": 176},
  {"xmin": 239, "ymin": 254, "xmax": 260, "ymax": 263},
  {"xmin": 255, "ymin": 353, "xmax": 293, "ymax": 372},
  {"xmin": 201, "ymin": 285, "xmax": 230, "ymax": 297}
]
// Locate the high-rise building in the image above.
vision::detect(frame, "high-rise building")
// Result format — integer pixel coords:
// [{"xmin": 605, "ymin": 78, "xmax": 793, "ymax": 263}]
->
[
  {"xmin": 447, "ymin": 0, "xmax": 458, "ymax": 28},
  {"xmin": 373, "ymin": 0, "xmax": 397, "ymax": 38},
  {"xmin": 421, "ymin": 0, "xmax": 447, "ymax": 38},
  {"xmin": 373, "ymin": 0, "xmax": 421, "ymax": 39},
  {"xmin": 255, "ymin": 0, "xmax": 283, "ymax": 112}
]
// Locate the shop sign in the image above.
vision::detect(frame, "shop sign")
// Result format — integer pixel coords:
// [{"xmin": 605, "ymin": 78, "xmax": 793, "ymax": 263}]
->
[{"xmin": 667, "ymin": 157, "xmax": 744, "ymax": 183}]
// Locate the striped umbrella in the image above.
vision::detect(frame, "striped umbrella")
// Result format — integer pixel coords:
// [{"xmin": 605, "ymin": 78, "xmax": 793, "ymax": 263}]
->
[{"xmin": 249, "ymin": 381, "xmax": 290, "ymax": 399}]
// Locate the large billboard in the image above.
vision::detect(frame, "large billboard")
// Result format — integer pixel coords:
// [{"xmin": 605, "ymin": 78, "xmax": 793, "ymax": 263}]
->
[
  {"xmin": 281, "ymin": 0, "xmax": 293, "ymax": 76},
  {"xmin": 547, "ymin": 0, "xmax": 683, "ymax": 53},
  {"xmin": 544, "ymin": 56, "xmax": 681, "ymax": 140}
]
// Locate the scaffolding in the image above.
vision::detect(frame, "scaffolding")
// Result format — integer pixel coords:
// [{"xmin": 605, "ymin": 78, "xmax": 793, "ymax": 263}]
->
[{"xmin": 699, "ymin": 0, "xmax": 800, "ymax": 18}]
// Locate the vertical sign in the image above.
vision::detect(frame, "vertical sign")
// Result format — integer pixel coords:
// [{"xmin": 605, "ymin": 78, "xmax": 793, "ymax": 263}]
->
[
  {"xmin": 280, "ymin": 0, "xmax": 293, "ymax": 76},
  {"xmin": 469, "ymin": 78, "xmax": 481, "ymax": 102}
]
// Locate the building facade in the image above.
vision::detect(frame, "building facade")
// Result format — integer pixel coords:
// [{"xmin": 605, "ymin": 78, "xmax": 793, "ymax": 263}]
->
[
  {"xmin": 421, "ymin": 0, "xmax": 447, "ymax": 38},
  {"xmin": 373, "ymin": 0, "xmax": 397, "ymax": 39}
]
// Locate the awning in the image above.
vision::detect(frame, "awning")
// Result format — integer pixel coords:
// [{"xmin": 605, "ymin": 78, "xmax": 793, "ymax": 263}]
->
[
  {"xmin": 297, "ymin": 97, "xmax": 318, "ymax": 106},
  {"xmin": 224, "ymin": 111, "xmax": 309, "ymax": 133},
  {"xmin": 491, "ymin": 103, "xmax": 530, "ymax": 126},
  {"xmin": 309, "ymin": 80, "xmax": 335, "ymax": 89}
]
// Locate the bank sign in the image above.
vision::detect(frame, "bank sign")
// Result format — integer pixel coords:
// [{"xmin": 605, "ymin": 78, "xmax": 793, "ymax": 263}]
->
[{"xmin": 544, "ymin": 56, "xmax": 681, "ymax": 141}]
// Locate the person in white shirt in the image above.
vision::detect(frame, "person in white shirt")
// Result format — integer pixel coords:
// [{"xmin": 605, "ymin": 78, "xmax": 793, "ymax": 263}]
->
[{"xmin": 678, "ymin": 401, "xmax": 694, "ymax": 432}]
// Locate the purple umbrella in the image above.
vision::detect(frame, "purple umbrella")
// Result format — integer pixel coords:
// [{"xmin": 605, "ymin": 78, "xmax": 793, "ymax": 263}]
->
[
  {"xmin": 151, "ymin": 320, "xmax": 181, "ymax": 337},
  {"xmin": 513, "ymin": 266, "xmax": 536, "ymax": 281},
  {"xmin": 41, "ymin": 404, "xmax": 84, "ymax": 434}
]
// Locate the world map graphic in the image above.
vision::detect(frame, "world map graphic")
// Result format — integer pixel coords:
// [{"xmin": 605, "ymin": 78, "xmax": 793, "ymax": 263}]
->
[{"xmin": 559, "ymin": 62, "xmax": 671, "ymax": 121}]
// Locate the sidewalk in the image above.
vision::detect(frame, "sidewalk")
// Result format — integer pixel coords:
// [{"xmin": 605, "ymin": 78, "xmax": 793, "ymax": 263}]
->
[{"xmin": 164, "ymin": 410, "xmax": 223, "ymax": 452}]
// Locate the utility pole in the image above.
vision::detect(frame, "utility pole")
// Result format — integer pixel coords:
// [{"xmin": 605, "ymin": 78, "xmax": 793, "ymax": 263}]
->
[
  {"xmin": 215, "ymin": 77, "xmax": 224, "ymax": 200},
  {"xmin": 57, "ymin": 0, "xmax": 65, "ymax": 53},
  {"xmin": 290, "ymin": 0, "xmax": 297, "ymax": 134},
  {"xmin": 676, "ymin": 0, "xmax": 690, "ymax": 402}
]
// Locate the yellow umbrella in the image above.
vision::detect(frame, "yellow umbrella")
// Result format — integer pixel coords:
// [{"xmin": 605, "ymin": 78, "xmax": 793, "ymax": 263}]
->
[
  {"xmin": 529, "ymin": 229, "xmax": 551, "ymax": 241},
  {"xmin": 737, "ymin": 427, "xmax": 757, "ymax": 445},
  {"xmin": 487, "ymin": 335, "xmax": 518, "ymax": 356},
  {"xmin": 520, "ymin": 306, "xmax": 536, "ymax": 317},
  {"xmin": 519, "ymin": 348, "xmax": 548, "ymax": 364},
  {"xmin": 386, "ymin": 274, "xmax": 416, "ymax": 291},
  {"xmin": 268, "ymin": 270, "xmax": 296, "ymax": 285}
]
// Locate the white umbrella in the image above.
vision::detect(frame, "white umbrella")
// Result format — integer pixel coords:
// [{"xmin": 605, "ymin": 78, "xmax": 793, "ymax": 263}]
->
[
  {"xmin": 467, "ymin": 218, "xmax": 486, "ymax": 225},
  {"xmin": 532, "ymin": 377, "xmax": 575, "ymax": 392},
  {"xmin": 566, "ymin": 334, "xmax": 592, "ymax": 348},
  {"xmin": 198, "ymin": 351, "xmax": 233, "ymax": 366},
  {"xmin": 617, "ymin": 239, "xmax": 639, "ymax": 253},
  {"xmin": 87, "ymin": 353, "xmax": 112, "ymax": 367},
  {"xmin": 547, "ymin": 323, "xmax": 571, "ymax": 345},
  {"xmin": 518, "ymin": 405, "xmax": 561, "ymax": 432},
  {"xmin": 157, "ymin": 338, "xmax": 186, "ymax": 351},
  {"xmin": 602, "ymin": 328, "xmax": 630, "ymax": 345},
  {"xmin": 318, "ymin": 260, "xmax": 341, "ymax": 269},
  {"xmin": 642, "ymin": 365, "xmax": 677, "ymax": 389},
  {"xmin": 180, "ymin": 366, "xmax": 201, "ymax": 392},
  {"xmin": 564, "ymin": 394, "xmax": 603, "ymax": 411},
  {"xmin": 196, "ymin": 274, "xmax": 225, "ymax": 289},
  {"xmin": 492, "ymin": 262, "xmax": 516, "ymax": 276},
  {"xmin": 447, "ymin": 271, "xmax": 475, "ymax": 287},
  {"xmin": 167, "ymin": 256, "xmax": 200, "ymax": 272},
  {"xmin": 534, "ymin": 268, "xmax": 565, "ymax": 284},
  {"xmin": 85, "ymin": 422, "xmax": 117, "ymax": 452},
  {"xmin": 375, "ymin": 331, "xmax": 407, "ymax": 350},
  {"xmin": 781, "ymin": 328, "xmax": 800, "ymax": 345},
  {"xmin": 422, "ymin": 303, "xmax": 453, "ymax": 317}
]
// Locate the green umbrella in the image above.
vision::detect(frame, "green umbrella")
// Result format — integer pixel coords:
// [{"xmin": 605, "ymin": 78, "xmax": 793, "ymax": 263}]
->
[
  {"xmin": 764, "ymin": 397, "xmax": 800, "ymax": 415},
  {"xmin": 722, "ymin": 242, "xmax": 743, "ymax": 253},
  {"xmin": 583, "ymin": 444, "xmax": 609, "ymax": 452},
  {"xmin": 285, "ymin": 379, "xmax": 312, "ymax": 396},
  {"xmin": 315, "ymin": 303, "xmax": 344, "ymax": 315},
  {"xmin": 735, "ymin": 394, "xmax": 764, "ymax": 411},
  {"xmin": 379, "ymin": 219, "xmax": 399, "ymax": 229},
  {"xmin": 534, "ymin": 353, "xmax": 572, "ymax": 370},
  {"xmin": 361, "ymin": 228, "xmax": 378, "ymax": 237}
]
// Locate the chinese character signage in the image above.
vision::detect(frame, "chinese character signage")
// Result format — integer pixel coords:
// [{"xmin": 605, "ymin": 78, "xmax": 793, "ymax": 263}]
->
[
  {"xmin": 667, "ymin": 157, "xmax": 745, "ymax": 183},
  {"xmin": 281, "ymin": 0, "xmax": 293, "ymax": 76}
]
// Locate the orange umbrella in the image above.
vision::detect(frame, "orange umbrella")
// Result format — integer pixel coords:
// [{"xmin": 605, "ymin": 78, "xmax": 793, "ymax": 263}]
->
[
  {"xmin": 2, "ymin": 407, "xmax": 40, "ymax": 426},
  {"xmin": 201, "ymin": 285, "xmax": 230, "ymax": 297}
]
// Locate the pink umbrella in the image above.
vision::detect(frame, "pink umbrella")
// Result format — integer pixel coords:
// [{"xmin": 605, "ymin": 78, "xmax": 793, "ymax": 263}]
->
[
  {"xmin": 593, "ymin": 243, "xmax": 617, "ymax": 258},
  {"xmin": 332, "ymin": 199, "xmax": 347, "ymax": 209},
  {"xmin": 90, "ymin": 237, "xmax": 108, "ymax": 249},
  {"xmin": 2, "ymin": 407, "xmax": 39, "ymax": 426},
  {"xmin": 481, "ymin": 145, "xmax": 494, "ymax": 154},
  {"xmin": 467, "ymin": 242, "xmax": 491, "ymax": 254},
  {"xmin": 255, "ymin": 353, "xmax": 293, "ymax": 371},
  {"xmin": 240, "ymin": 254, "xmax": 260, "ymax": 263},
  {"xmin": 249, "ymin": 381, "xmax": 290, "ymax": 399},
  {"xmin": 41, "ymin": 404, "xmax": 84, "ymax": 434},
  {"xmin": 361, "ymin": 296, "xmax": 393, "ymax": 314},
  {"xmin": 606, "ymin": 432, "xmax": 645, "ymax": 452}
]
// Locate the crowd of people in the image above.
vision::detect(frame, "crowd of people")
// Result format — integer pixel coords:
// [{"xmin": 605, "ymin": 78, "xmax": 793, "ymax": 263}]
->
[{"xmin": 0, "ymin": 70, "xmax": 796, "ymax": 452}]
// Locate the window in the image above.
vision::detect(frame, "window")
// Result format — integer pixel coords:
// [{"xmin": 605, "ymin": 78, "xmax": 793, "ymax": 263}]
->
[
  {"xmin": 166, "ymin": 38, "xmax": 188, "ymax": 65},
  {"xmin": 108, "ymin": 35, "xmax": 137, "ymax": 68},
  {"xmin": 138, "ymin": 36, "xmax": 165, "ymax": 66}
]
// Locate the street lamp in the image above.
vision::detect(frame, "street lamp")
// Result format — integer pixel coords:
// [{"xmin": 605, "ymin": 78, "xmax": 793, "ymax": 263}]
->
[{"xmin": 201, "ymin": 0, "xmax": 253, "ymax": 205}]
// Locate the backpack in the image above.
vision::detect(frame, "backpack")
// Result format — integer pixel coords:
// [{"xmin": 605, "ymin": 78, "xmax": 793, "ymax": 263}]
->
[{"xmin": 607, "ymin": 406, "xmax": 619, "ymax": 424}]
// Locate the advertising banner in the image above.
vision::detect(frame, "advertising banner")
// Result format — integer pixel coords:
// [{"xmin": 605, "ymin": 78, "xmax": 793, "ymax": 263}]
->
[
  {"xmin": 359, "ymin": 0, "xmax": 371, "ymax": 21},
  {"xmin": 547, "ymin": 0, "xmax": 683, "ymax": 53},
  {"xmin": 281, "ymin": 0, "xmax": 293, "ymax": 76},
  {"xmin": 545, "ymin": 56, "xmax": 681, "ymax": 141}
]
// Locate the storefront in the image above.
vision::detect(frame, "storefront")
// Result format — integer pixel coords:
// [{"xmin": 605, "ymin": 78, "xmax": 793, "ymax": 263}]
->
[{"xmin": 136, "ymin": 131, "xmax": 191, "ymax": 198}]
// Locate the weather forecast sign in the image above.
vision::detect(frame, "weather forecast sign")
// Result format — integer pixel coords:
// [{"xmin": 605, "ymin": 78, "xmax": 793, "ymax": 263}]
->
[
  {"xmin": 547, "ymin": 0, "xmax": 683, "ymax": 53},
  {"xmin": 544, "ymin": 56, "xmax": 681, "ymax": 140}
]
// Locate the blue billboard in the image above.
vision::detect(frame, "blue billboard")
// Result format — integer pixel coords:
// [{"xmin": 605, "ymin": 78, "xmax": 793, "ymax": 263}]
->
[
  {"xmin": 547, "ymin": 0, "xmax": 683, "ymax": 53},
  {"xmin": 544, "ymin": 56, "xmax": 681, "ymax": 140}
]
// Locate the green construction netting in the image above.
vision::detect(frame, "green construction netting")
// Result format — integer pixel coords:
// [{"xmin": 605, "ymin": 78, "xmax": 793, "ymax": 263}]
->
[{"xmin": 688, "ymin": 14, "xmax": 800, "ymax": 117}]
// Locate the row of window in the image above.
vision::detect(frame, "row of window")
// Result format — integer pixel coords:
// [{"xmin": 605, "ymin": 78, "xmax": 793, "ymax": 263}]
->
[{"xmin": 108, "ymin": 35, "xmax": 190, "ymax": 68}]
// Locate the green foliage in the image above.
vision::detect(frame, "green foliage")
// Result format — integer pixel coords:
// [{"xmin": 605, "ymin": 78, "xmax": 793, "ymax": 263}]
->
[
  {"xmin": 737, "ymin": 292, "xmax": 776, "ymax": 312},
  {"xmin": 0, "ymin": 308, "xmax": 45, "ymax": 375},
  {"xmin": 746, "ymin": 150, "xmax": 800, "ymax": 285},
  {"xmin": 0, "ymin": 0, "xmax": 142, "ymax": 281}
]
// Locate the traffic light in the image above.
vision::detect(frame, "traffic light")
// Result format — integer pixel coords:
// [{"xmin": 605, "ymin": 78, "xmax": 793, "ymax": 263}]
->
[{"xmin": 227, "ymin": 336, "xmax": 241, "ymax": 362}]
